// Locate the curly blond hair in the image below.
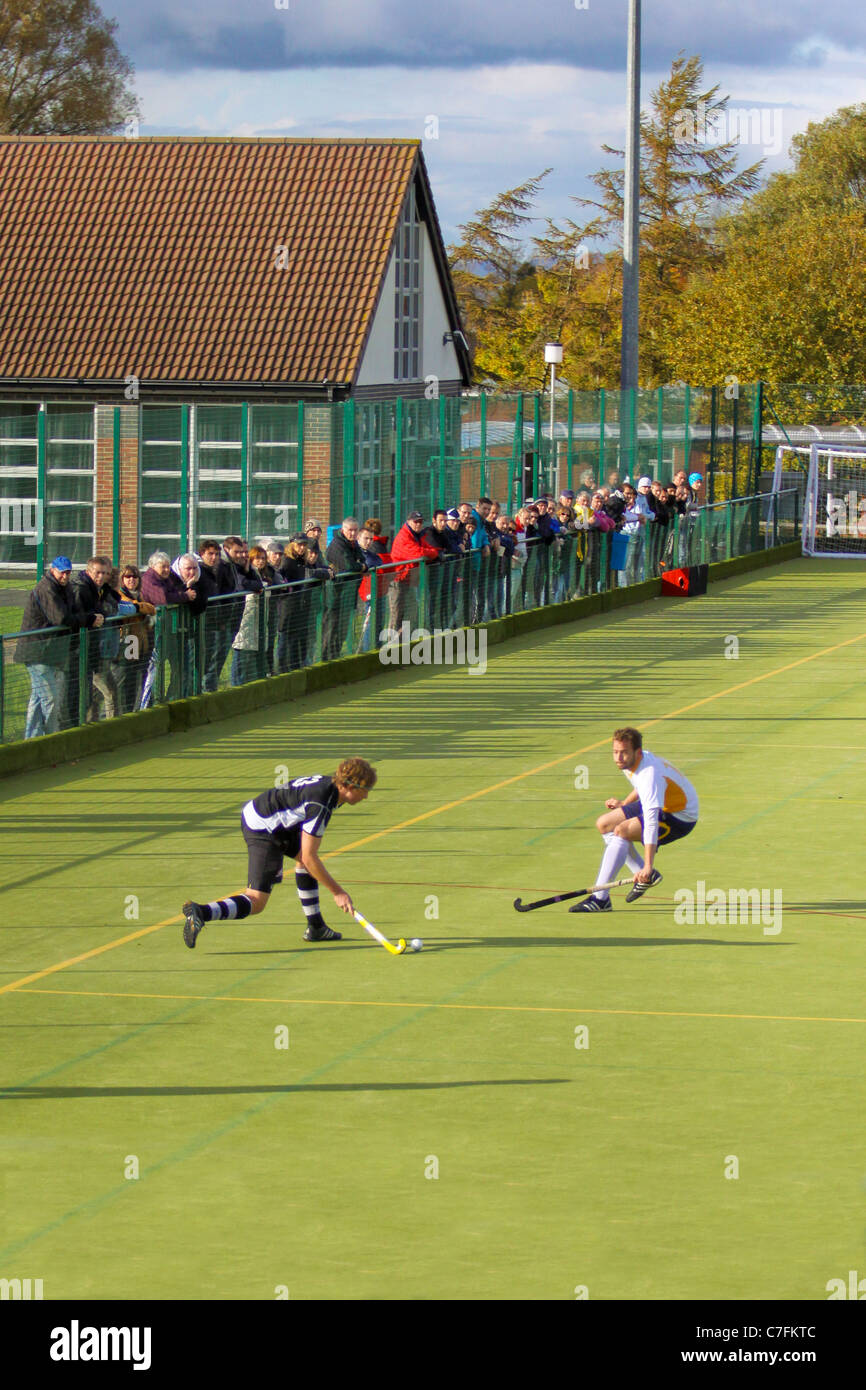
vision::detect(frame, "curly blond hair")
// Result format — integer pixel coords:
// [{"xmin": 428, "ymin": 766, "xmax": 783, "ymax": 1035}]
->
[{"xmin": 334, "ymin": 757, "xmax": 377, "ymax": 790}]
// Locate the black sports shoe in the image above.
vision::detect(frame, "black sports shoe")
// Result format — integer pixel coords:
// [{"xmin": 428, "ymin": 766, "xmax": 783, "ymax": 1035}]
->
[
  {"xmin": 183, "ymin": 901, "xmax": 205, "ymax": 949},
  {"xmin": 303, "ymin": 923, "xmax": 342, "ymax": 942},
  {"xmin": 569, "ymin": 895, "xmax": 612, "ymax": 913},
  {"xmin": 625, "ymin": 869, "xmax": 663, "ymax": 903}
]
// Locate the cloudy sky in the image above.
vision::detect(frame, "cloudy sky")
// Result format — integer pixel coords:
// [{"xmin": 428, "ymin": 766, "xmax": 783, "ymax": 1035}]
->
[{"xmin": 105, "ymin": 0, "xmax": 866, "ymax": 243}]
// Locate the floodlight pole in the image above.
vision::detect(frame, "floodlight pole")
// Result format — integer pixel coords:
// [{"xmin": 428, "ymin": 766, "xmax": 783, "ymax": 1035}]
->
[{"xmin": 621, "ymin": 0, "xmax": 641, "ymax": 475}]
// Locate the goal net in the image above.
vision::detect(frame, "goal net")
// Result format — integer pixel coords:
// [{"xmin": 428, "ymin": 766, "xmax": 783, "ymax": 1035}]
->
[{"xmin": 801, "ymin": 444, "xmax": 866, "ymax": 557}]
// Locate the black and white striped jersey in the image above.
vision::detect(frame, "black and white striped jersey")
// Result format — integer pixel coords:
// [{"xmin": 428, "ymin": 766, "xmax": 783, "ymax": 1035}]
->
[{"xmin": 242, "ymin": 775, "xmax": 339, "ymax": 842}]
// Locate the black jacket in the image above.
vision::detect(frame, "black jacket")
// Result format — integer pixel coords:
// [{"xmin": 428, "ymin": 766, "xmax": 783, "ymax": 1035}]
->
[
  {"xmin": 326, "ymin": 532, "xmax": 366, "ymax": 575},
  {"xmin": 16, "ymin": 572, "xmax": 89, "ymax": 666}
]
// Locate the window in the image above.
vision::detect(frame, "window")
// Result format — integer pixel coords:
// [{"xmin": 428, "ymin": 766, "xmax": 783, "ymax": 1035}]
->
[{"xmin": 394, "ymin": 186, "xmax": 422, "ymax": 381}]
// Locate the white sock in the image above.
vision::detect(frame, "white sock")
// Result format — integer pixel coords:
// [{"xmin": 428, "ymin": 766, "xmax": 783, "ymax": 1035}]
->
[
  {"xmin": 624, "ymin": 846, "xmax": 644, "ymax": 875},
  {"xmin": 595, "ymin": 833, "xmax": 632, "ymax": 900}
]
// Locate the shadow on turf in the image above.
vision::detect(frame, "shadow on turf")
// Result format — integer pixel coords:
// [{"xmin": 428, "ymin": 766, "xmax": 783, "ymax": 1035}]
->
[{"xmin": 0, "ymin": 1078, "xmax": 570, "ymax": 1101}]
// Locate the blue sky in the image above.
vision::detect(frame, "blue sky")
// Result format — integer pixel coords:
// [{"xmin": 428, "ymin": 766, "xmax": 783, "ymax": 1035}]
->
[{"xmin": 106, "ymin": 0, "xmax": 866, "ymax": 243}]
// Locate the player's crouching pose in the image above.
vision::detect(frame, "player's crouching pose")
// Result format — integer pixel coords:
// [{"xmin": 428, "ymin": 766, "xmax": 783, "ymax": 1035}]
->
[
  {"xmin": 571, "ymin": 727, "xmax": 698, "ymax": 913},
  {"xmin": 182, "ymin": 757, "xmax": 377, "ymax": 948}
]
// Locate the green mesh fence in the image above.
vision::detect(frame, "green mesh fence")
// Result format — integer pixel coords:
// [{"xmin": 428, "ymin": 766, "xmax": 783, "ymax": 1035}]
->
[{"xmin": 0, "ymin": 490, "xmax": 798, "ymax": 746}]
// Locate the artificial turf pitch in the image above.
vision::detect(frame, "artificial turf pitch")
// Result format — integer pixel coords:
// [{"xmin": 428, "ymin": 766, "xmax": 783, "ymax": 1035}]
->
[{"xmin": 1, "ymin": 557, "xmax": 864, "ymax": 1302}]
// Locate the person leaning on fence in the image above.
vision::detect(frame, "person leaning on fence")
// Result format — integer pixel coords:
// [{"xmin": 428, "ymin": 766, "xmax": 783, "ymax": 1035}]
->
[
  {"xmin": 272, "ymin": 534, "xmax": 315, "ymax": 672},
  {"xmin": 139, "ymin": 551, "xmax": 202, "ymax": 706},
  {"xmin": 228, "ymin": 542, "xmax": 265, "ymax": 686},
  {"xmin": 388, "ymin": 510, "xmax": 441, "ymax": 632},
  {"xmin": 356, "ymin": 525, "xmax": 391, "ymax": 652},
  {"xmin": 16, "ymin": 556, "xmax": 99, "ymax": 739},
  {"xmin": 303, "ymin": 519, "xmax": 325, "ymax": 564},
  {"xmin": 115, "ymin": 564, "xmax": 156, "ymax": 713},
  {"xmin": 324, "ymin": 517, "xmax": 366, "ymax": 660},
  {"xmin": 71, "ymin": 556, "xmax": 134, "ymax": 724}
]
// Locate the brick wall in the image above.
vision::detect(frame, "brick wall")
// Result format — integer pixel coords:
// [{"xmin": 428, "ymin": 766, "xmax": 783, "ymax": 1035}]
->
[{"xmin": 95, "ymin": 404, "xmax": 140, "ymax": 565}]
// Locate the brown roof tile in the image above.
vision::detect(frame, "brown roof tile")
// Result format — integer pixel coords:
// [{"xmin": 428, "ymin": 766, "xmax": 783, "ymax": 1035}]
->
[{"xmin": 0, "ymin": 137, "xmax": 422, "ymax": 387}]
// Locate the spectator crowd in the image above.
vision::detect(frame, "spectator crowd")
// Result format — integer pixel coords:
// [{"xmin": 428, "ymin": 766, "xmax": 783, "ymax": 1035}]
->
[{"xmin": 15, "ymin": 470, "xmax": 707, "ymax": 738}]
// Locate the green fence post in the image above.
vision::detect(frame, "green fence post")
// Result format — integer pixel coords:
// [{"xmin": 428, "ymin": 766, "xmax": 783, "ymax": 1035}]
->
[
  {"xmin": 532, "ymin": 395, "xmax": 541, "ymax": 496},
  {"xmin": 725, "ymin": 498, "xmax": 733, "ymax": 560},
  {"xmin": 112, "ymin": 406, "xmax": 121, "ymax": 565},
  {"xmin": 657, "ymin": 386, "xmax": 664, "ymax": 481},
  {"xmin": 732, "ymin": 393, "xmax": 739, "ymax": 501},
  {"xmin": 709, "ymin": 386, "xmax": 717, "ymax": 504},
  {"xmin": 598, "ymin": 388, "xmax": 606, "ymax": 488},
  {"xmin": 0, "ymin": 637, "xmax": 5, "ymax": 744},
  {"xmin": 701, "ymin": 506, "xmax": 708, "ymax": 564},
  {"xmin": 394, "ymin": 397, "xmax": 404, "ymax": 526},
  {"xmin": 752, "ymin": 381, "xmax": 764, "ymax": 497},
  {"xmin": 313, "ymin": 583, "xmax": 324, "ymax": 664},
  {"xmin": 567, "ymin": 388, "xmax": 574, "ymax": 489},
  {"xmin": 480, "ymin": 392, "xmax": 487, "ymax": 498},
  {"xmin": 240, "ymin": 402, "xmax": 250, "ymax": 541},
  {"xmin": 179, "ymin": 404, "xmax": 190, "ymax": 552},
  {"xmin": 296, "ymin": 400, "xmax": 305, "ymax": 530},
  {"xmin": 155, "ymin": 607, "xmax": 166, "ymax": 704},
  {"xmin": 438, "ymin": 393, "xmax": 446, "ymax": 509},
  {"xmin": 342, "ymin": 400, "xmax": 356, "ymax": 520},
  {"xmin": 36, "ymin": 404, "xmax": 46, "ymax": 575},
  {"xmin": 683, "ymin": 383, "xmax": 691, "ymax": 476},
  {"xmin": 78, "ymin": 628, "xmax": 89, "ymax": 726}
]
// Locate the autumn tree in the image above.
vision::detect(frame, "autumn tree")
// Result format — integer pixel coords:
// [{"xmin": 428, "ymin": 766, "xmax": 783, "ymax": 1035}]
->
[
  {"xmin": 0, "ymin": 0, "xmax": 139, "ymax": 135},
  {"xmin": 669, "ymin": 105, "xmax": 866, "ymax": 386}
]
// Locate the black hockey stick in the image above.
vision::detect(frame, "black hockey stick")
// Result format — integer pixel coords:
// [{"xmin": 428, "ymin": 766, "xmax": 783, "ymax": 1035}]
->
[{"xmin": 513, "ymin": 876, "xmax": 634, "ymax": 913}]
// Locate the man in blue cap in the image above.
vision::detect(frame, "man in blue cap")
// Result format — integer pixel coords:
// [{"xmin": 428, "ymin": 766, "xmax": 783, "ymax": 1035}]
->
[{"xmin": 16, "ymin": 557, "xmax": 104, "ymax": 738}]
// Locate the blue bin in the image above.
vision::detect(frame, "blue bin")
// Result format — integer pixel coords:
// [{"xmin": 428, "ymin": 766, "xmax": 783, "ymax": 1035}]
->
[{"xmin": 610, "ymin": 531, "xmax": 629, "ymax": 570}]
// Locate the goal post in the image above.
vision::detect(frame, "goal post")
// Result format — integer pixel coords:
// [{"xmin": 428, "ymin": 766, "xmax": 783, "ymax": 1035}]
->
[{"xmin": 803, "ymin": 443, "xmax": 866, "ymax": 557}]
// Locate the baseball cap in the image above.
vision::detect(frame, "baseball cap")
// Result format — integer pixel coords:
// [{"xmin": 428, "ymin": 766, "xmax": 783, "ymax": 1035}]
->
[
  {"xmin": 50, "ymin": 555, "xmax": 73, "ymax": 571},
  {"xmin": 304, "ymin": 518, "xmax": 321, "ymax": 531},
  {"xmin": 561, "ymin": 489, "xmax": 575, "ymax": 500},
  {"xmin": 688, "ymin": 472, "xmax": 703, "ymax": 486},
  {"xmin": 266, "ymin": 540, "xmax": 284, "ymax": 553},
  {"xmin": 408, "ymin": 510, "xmax": 423, "ymax": 521},
  {"xmin": 446, "ymin": 507, "xmax": 459, "ymax": 519},
  {"xmin": 290, "ymin": 532, "xmax": 306, "ymax": 544},
  {"xmin": 638, "ymin": 476, "xmax": 652, "ymax": 488}
]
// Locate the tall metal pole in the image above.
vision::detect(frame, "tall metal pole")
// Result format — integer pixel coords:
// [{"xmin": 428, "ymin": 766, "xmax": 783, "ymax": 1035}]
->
[{"xmin": 621, "ymin": 0, "xmax": 641, "ymax": 392}]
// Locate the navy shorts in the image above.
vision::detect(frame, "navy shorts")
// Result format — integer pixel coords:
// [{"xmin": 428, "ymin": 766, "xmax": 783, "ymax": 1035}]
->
[
  {"xmin": 241, "ymin": 816, "xmax": 301, "ymax": 893},
  {"xmin": 622, "ymin": 801, "xmax": 696, "ymax": 846}
]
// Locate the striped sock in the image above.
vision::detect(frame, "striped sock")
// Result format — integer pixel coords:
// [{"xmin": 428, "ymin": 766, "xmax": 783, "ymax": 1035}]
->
[
  {"xmin": 295, "ymin": 868, "xmax": 325, "ymax": 928},
  {"xmin": 202, "ymin": 895, "xmax": 253, "ymax": 922}
]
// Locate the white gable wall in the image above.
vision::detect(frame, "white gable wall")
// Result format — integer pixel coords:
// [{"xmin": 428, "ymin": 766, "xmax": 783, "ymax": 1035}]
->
[{"xmin": 355, "ymin": 220, "xmax": 462, "ymax": 390}]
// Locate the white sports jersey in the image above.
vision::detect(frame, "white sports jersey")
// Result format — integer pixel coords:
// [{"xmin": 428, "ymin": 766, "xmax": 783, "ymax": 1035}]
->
[{"xmin": 623, "ymin": 749, "xmax": 699, "ymax": 845}]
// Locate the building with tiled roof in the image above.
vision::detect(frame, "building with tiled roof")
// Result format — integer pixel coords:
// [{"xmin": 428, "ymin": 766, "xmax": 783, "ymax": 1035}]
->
[
  {"xmin": 0, "ymin": 138, "xmax": 473, "ymax": 567},
  {"xmin": 0, "ymin": 136, "xmax": 471, "ymax": 401}
]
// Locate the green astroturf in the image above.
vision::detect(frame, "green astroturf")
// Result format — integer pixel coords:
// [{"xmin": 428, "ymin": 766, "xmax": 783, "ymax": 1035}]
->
[{"xmin": 1, "ymin": 557, "xmax": 865, "ymax": 1301}]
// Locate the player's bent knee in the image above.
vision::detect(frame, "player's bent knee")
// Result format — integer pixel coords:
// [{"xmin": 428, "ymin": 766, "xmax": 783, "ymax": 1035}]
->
[{"xmin": 246, "ymin": 890, "xmax": 270, "ymax": 915}]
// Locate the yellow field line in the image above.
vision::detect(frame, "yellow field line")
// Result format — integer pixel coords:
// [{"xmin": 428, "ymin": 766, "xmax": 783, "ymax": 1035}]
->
[
  {"xmin": 2, "ymin": 624, "xmax": 865, "ymax": 999},
  {"xmin": 11, "ymin": 985, "xmax": 866, "ymax": 1026}
]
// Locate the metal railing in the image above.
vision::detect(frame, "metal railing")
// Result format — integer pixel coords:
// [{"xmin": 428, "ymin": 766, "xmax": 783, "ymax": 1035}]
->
[{"xmin": 0, "ymin": 490, "xmax": 799, "ymax": 745}]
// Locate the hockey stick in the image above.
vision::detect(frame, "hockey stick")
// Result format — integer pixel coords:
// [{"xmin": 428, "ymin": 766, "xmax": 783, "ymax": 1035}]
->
[
  {"xmin": 513, "ymin": 876, "xmax": 634, "ymax": 913},
  {"xmin": 354, "ymin": 909, "xmax": 407, "ymax": 955}
]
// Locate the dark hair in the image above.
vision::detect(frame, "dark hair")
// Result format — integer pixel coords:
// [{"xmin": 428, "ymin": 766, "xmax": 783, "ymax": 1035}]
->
[
  {"xmin": 199, "ymin": 539, "xmax": 221, "ymax": 554},
  {"xmin": 479, "ymin": 496, "xmax": 492, "ymax": 507},
  {"xmin": 224, "ymin": 536, "xmax": 244, "ymax": 549},
  {"xmin": 613, "ymin": 726, "xmax": 642, "ymax": 751},
  {"xmin": 121, "ymin": 563, "xmax": 140, "ymax": 580}
]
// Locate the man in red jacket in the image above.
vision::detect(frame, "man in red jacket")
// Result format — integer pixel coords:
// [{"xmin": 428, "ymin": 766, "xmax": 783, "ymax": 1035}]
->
[{"xmin": 388, "ymin": 510, "xmax": 440, "ymax": 631}]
